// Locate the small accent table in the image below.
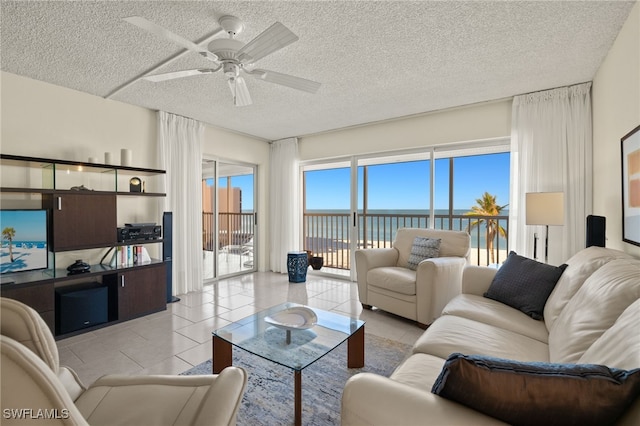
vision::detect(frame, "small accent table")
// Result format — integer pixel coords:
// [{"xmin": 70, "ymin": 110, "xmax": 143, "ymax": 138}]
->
[{"xmin": 212, "ymin": 302, "xmax": 365, "ymax": 426}]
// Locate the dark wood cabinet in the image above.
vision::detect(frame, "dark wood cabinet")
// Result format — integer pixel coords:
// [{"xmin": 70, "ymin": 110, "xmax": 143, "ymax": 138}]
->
[
  {"xmin": 1, "ymin": 281, "xmax": 55, "ymax": 332},
  {"xmin": 107, "ymin": 264, "xmax": 166, "ymax": 321},
  {"xmin": 1, "ymin": 154, "xmax": 167, "ymax": 337},
  {"xmin": 43, "ymin": 193, "xmax": 117, "ymax": 251}
]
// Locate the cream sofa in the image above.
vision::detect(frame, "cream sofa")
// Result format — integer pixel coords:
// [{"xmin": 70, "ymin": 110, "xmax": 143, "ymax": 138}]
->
[
  {"xmin": 0, "ymin": 297, "xmax": 248, "ymax": 426},
  {"xmin": 355, "ymin": 228, "xmax": 471, "ymax": 328},
  {"xmin": 343, "ymin": 246, "xmax": 640, "ymax": 425}
]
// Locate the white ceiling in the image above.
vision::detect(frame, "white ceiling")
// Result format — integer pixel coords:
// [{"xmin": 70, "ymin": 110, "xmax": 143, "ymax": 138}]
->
[{"xmin": 0, "ymin": 1, "xmax": 635, "ymax": 141}]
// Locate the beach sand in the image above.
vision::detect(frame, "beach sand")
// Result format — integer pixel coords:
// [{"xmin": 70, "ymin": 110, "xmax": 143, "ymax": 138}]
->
[{"xmin": 1, "ymin": 246, "xmax": 48, "ymax": 274}]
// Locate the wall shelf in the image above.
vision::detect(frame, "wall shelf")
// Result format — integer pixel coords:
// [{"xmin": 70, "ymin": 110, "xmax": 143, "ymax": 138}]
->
[{"xmin": 1, "ymin": 153, "xmax": 168, "ymax": 336}]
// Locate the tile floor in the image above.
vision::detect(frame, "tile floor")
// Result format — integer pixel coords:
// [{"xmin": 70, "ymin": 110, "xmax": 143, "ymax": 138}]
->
[{"xmin": 57, "ymin": 271, "xmax": 424, "ymax": 385}]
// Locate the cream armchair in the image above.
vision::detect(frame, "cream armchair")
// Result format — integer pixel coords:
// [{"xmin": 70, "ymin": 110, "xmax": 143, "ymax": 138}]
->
[
  {"xmin": 0, "ymin": 297, "xmax": 247, "ymax": 426},
  {"xmin": 355, "ymin": 228, "xmax": 471, "ymax": 328}
]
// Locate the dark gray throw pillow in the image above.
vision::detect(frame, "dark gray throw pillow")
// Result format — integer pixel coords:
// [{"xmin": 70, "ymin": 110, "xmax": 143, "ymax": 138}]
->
[
  {"xmin": 432, "ymin": 353, "xmax": 640, "ymax": 426},
  {"xmin": 484, "ymin": 251, "xmax": 567, "ymax": 320}
]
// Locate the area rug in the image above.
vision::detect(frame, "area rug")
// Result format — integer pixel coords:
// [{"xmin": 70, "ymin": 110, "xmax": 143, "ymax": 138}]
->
[{"xmin": 181, "ymin": 333, "xmax": 411, "ymax": 426}]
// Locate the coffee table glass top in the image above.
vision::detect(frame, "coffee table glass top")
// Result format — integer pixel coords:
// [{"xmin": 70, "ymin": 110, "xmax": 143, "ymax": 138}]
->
[{"xmin": 213, "ymin": 302, "xmax": 364, "ymax": 371}]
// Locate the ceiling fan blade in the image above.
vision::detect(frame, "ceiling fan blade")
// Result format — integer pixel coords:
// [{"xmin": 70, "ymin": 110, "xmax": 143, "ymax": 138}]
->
[
  {"xmin": 227, "ymin": 76, "xmax": 252, "ymax": 106},
  {"xmin": 237, "ymin": 22, "xmax": 298, "ymax": 64},
  {"xmin": 124, "ymin": 16, "xmax": 219, "ymax": 63},
  {"xmin": 143, "ymin": 68, "xmax": 219, "ymax": 82},
  {"xmin": 252, "ymin": 69, "xmax": 321, "ymax": 93}
]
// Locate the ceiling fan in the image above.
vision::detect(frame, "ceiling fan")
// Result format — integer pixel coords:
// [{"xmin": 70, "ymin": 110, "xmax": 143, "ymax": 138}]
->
[{"xmin": 124, "ymin": 15, "xmax": 321, "ymax": 106}]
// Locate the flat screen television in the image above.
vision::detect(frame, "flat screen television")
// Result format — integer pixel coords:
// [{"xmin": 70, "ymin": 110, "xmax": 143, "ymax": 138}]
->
[{"xmin": 1, "ymin": 209, "xmax": 49, "ymax": 274}]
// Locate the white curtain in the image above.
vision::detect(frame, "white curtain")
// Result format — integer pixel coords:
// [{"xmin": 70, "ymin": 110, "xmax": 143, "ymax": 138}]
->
[
  {"xmin": 158, "ymin": 111, "xmax": 204, "ymax": 295},
  {"xmin": 269, "ymin": 138, "xmax": 301, "ymax": 273},
  {"xmin": 509, "ymin": 82, "xmax": 593, "ymax": 265}
]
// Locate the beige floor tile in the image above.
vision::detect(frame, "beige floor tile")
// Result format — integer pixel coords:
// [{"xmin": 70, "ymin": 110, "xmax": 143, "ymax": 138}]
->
[
  {"xmin": 52, "ymin": 271, "xmax": 423, "ymax": 385},
  {"xmin": 121, "ymin": 333, "xmax": 200, "ymax": 368},
  {"xmin": 139, "ymin": 356, "xmax": 194, "ymax": 376},
  {"xmin": 176, "ymin": 341, "xmax": 213, "ymax": 367},
  {"xmin": 72, "ymin": 352, "xmax": 144, "ymax": 385},
  {"xmin": 175, "ymin": 316, "xmax": 232, "ymax": 344}
]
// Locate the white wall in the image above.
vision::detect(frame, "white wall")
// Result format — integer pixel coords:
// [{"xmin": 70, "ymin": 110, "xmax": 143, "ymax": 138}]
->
[
  {"xmin": 0, "ymin": 72, "xmax": 270, "ymax": 270},
  {"xmin": 1, "ymin": 72, "xmax": 158, "ymax": 168},
  {"xmin": 593, "ymin": 2, "xmax": 640, "ymax": 258},
  {"xmin": 299, "ymin": 99, "xmax": 511, "ymax": 160}
]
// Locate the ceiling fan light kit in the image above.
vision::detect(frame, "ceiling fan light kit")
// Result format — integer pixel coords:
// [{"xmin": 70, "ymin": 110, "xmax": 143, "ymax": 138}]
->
[{"xmin": 126, "ymin": 14, "xmax": 320, "ymax": 106}]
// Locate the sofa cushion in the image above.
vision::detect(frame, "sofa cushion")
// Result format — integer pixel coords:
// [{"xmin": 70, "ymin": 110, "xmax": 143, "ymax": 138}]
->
[
  {"xmin": 412, "ymin": 315, "xmax": 549, "ymax": 362},
  {"xmin": 548, "ymin": 258, "xmax": 640, "ymax": 364},
  {"xmin": 368, "ymin": 267, "xmax": 416, "ymax": 295},
  {"xmin": 484, "ymin": 251, "xmax": 567, "ymax": 320},
  {"xmin": 579, "ymin": 299, "xmax": 640, "ymax": 370},
  {"xmin": 543, "ymin": 246, "xmax": 633, "ymax": 331},
  {"xmin": 389, "ymin": 353, "xmax": 446, "ymax": 392},
  {"xmin": 394, "ymin": 228, "xmax": 470, "ymax": 269},
  {"xmin": 431, "ymin": 353, "xmax": 640, "ymax": 426},
  {"xmin": 442, "ymin": 294, "xmax": 549, "ymax": 343},
  {"xmin": 407, "ymin": 237, "xmax": 440, "ymax": 270}
]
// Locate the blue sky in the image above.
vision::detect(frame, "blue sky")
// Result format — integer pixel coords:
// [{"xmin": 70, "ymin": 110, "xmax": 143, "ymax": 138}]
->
[
  {"xmin": 0, "ymin": 210, "xmax": 48, "ymax": 241},
  {"xmin": 208, "ymin": 152, "xmax": 510, "ymax": 213},
  {"xmin": 305, "ymin": 153, "xmax": 510, "ymax": 211}
]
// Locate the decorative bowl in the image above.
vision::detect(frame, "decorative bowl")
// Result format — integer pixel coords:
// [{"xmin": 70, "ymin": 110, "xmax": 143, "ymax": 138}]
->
[{"xmin": 264, "ymin": 306, "xmax": 318, "ymax": 331}]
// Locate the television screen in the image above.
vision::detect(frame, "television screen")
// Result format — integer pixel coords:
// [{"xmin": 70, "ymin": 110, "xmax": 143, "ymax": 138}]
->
[{"xmin": 1, "ymin": 209, "xmax": 48, "ymax": 274}]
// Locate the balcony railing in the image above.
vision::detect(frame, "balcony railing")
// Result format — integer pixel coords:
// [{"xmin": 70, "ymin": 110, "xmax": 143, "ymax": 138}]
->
[
  {"xmin": 304, "ymin": 212, "xmax": 509, "ymax": 270},
  {"xmin": 203, "ymin": 212, "xmax": 255, "ymax": 251}
]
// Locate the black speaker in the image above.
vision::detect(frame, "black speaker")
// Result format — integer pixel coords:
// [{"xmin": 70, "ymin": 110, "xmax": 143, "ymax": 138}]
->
[
  {"xmin": 586, "ymin": 215, "xmax": 606, "ymax": 248},
  {"xmin": 163, "ymin": 212, "xmax": 179, "ymax": 303},
  {"xmin": 56, "ymin": 283, "xmax": 108, "ymax": 335}
]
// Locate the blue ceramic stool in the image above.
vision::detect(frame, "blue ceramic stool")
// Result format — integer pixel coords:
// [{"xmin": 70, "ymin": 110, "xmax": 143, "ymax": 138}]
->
[{"xmin": 287, "ymin": 251, "xmax": 308, "ymax": 283}]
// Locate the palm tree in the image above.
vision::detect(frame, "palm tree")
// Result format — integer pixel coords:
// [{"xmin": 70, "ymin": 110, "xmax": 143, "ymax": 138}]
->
[
  {"xmin": 464, "ymin": 192, "xmax": 508, "ymax": 264},
  {"xmin": 2, "ymin": 227, "xmax": 16, "ymax": 262}
]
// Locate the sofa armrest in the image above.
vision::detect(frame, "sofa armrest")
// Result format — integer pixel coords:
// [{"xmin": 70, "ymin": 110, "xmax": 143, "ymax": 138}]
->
[
  {"xmin": 342, "ymin": 373, "xmax": 506, "ymax": 426},
  {"xmin": 461, "ymin": 265, "xmax": 498, "ymax": 296},
  {"xmin": 416, "ymin": 257, "xmax": 467, "ymax": 325},
  {"xmin": 355, "ymin": 248, "xmax": 399, "ymax": 305}
]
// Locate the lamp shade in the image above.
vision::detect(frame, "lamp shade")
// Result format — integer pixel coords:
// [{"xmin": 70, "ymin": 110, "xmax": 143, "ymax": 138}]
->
[{"xmin": 526, "ymin": 192, "xmax": 564, "ymax": 225}]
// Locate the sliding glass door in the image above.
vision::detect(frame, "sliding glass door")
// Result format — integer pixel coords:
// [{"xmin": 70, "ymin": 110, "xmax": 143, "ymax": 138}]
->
[
  {"xmin": 203, "ymin": 159, "xmax": 257, "ymax": 280},
  {"xmin": 301, "ymin": 140, "xmax": 511, "ymax": 278}
]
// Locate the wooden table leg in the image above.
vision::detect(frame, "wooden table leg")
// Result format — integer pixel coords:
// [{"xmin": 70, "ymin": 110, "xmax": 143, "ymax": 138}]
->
[
  {"xmin": 212, "ymin": 335, "xmax": 232, "ymax": 374},
  {"xmin": 294, "ymin": 370, "xmax": 302, "ymax": 426},
  {"xmin": 347, "ymin": 325, "xmax": 365, "ymax": 368}
]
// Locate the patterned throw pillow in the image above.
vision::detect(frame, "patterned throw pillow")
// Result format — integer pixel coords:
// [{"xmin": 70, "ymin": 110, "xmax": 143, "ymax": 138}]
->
[{"xmin": 407, "ymin": 237, "xmax": 441, "ymax": 270}]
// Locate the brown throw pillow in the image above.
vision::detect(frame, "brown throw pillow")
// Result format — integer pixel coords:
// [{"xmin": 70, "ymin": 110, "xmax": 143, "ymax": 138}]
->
[{"xmin": 431, "ymin": 353, "xmax": 640, "ymax": 426}]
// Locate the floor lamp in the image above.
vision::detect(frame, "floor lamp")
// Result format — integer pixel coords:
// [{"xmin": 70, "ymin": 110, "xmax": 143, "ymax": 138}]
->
[{"xmin": 525, "ymin": 192, "xmax": 564, "ymax": 263}]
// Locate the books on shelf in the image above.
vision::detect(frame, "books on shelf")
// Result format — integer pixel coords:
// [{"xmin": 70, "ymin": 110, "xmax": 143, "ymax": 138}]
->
[{"xmin": 108, "ymin": 245, "xmax": 151, "ymax": 267}]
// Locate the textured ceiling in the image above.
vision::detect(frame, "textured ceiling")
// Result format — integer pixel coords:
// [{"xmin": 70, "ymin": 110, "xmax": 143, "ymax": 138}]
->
[{"xmin": 0, "ymin": 1, "xmax": 635, "ymax": 141}]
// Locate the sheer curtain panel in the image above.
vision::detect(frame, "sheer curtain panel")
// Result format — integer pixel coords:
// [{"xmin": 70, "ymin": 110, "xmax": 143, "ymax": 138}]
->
[
  {"xmin": 269, "ymin": 138, "xmax": 301, "ymax": 273},
  {"xmin": 158, "ymin": 111, "xmax": 204, "ymax": 295},
  {"xmin": 510, "ymin": 82, "xmax": 593, "ymax": 265}
]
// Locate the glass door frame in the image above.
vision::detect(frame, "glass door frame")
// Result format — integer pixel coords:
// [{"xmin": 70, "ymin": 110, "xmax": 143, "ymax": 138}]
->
[{"xmin": 203, "ymin": 156, "xmax": 258, "ymax": 281}]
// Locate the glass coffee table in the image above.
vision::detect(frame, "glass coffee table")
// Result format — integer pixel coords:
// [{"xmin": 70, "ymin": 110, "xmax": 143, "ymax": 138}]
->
[{"xmin": 212, "ymin": 302, "xmax": 365, "ymax": 426}]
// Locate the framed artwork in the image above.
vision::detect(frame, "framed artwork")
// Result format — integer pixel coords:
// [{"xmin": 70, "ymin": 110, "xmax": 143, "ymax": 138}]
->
[{"xmin": 621, "ymin": 124, "xmax": 640, "ymax": 246}]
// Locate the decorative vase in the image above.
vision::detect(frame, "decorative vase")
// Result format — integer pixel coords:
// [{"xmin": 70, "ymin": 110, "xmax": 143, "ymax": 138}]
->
[{"xmin": 310, "ymin": 256, "xmax": 324, "ymax": 270}]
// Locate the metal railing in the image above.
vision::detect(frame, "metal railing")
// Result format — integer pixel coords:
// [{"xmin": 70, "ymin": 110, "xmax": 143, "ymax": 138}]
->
[
  {"xmin": 203, "ymin": 212, "xmax": 255, "ymax": 251},
  {"xmin": 303, "ymin": 212, "xmax": 509, "ymax": 270}
]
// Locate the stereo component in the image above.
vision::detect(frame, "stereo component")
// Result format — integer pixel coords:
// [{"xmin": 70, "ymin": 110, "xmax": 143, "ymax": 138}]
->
[{"xmin": 117, "ymin": 224, "xmax": 161, "ymax": 242}]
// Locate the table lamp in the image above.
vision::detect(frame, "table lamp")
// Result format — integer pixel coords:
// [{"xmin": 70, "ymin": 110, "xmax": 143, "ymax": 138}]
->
[{"xmin": 526, "ymin": 192, "xmax": 564, "ymax": 263}]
